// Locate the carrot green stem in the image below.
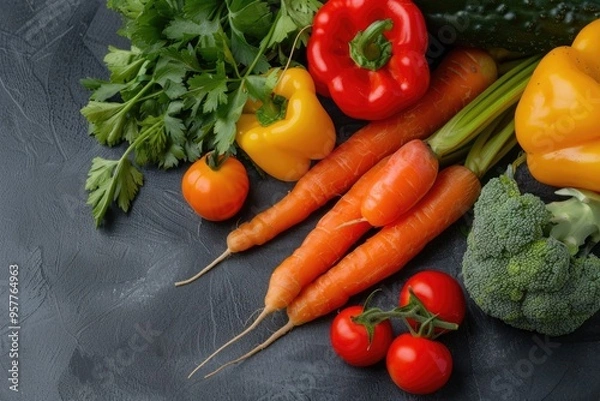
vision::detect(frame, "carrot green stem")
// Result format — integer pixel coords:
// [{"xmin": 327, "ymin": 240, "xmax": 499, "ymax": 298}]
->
[
  {"xmin": 426, "ymin": 55, "xmax": 541, "ymax": 159},
  {"xmin": 464, "ymin": 106, "xmax": 518, "ymax": 178}
]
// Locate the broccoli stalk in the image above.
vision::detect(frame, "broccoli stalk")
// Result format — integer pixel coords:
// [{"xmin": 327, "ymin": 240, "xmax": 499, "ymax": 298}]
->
[
  {"xmin": 461, "ymin": 168, "xmax": 600, "ymax": 337},
  {"xmin": 547, "ymin": 188, "xmax": 600, "ymax": 256}
]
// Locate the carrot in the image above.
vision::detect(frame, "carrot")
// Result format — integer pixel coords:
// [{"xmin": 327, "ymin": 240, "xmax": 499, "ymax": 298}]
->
[
  {"xmin": 203, "ymin": 165, "xmax": 482, "ymax": 377},
  {"xmin": 187, "ymin": 156, "xmax": 389, "ymax": 377},
  {"xmin": 356, "ymin": 139, "xmax": 439, "ymax": 227},
  {"xmin": 287, "ymin": 166, "xmax": 480, "ymax": 324},
  {"xmin": 263, "ymin": 158, "xmax": 389, "ymax": 311},
  {"xmin": 174, "ymin": 47, "xmax": 498, "ymax": 286},
  {"xmin": 341, "ymin": 54, "xmax": 541, "ymax": 229}
]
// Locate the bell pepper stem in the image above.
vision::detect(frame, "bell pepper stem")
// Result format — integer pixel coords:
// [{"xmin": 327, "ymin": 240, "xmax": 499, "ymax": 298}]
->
[
  {"xmin": 349, "ymin": 19, "xmax": 394, "ymax": 71},
  {"xmin": 256, "ymin": 94, "xmax": 288, "ymax": 127}
]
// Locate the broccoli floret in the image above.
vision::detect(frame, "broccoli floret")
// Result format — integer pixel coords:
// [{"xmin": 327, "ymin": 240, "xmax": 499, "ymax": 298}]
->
[
  {"xmin": 468, "ymin": 174, "xmax": 551, "ymax": 259},
  {"xmin": 462, "ymin": 171, "xmax": 600, "ymax": 337},
  {"xmin": 520, "ymin": 256, "xmax": 600, "ymax": 336}
]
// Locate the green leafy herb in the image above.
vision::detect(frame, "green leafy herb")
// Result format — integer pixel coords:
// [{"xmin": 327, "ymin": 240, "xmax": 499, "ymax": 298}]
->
[{"xmin": 82, "ymin": 0, "xmax": 322, "ymax": 226}]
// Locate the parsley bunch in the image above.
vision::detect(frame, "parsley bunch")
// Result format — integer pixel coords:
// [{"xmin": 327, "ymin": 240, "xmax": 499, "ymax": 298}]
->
[{"xmin": 81, "ymin": 0, "xmax": 322, "ymax": 227}]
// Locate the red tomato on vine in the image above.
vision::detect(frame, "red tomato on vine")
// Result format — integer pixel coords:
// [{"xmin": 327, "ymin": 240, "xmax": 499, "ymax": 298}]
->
[
  {"xmin": 330, "ymin": 305, "xmax": 394, "ymax": 367},
  {"xmin": 386, "ymin": 333, "xmax": 453, "ymax": 395},
  {"xmin": 399, "ymin": 270, "xmax": 466, "ymax": 333}
]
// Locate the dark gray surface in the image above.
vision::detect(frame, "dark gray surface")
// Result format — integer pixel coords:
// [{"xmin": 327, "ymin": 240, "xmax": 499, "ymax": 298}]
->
[{"xmin": 1, "ymin": 1, "xmax": 599, "ymax": 401}]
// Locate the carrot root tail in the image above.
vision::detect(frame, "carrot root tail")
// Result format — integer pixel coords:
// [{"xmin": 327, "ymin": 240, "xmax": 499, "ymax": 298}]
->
[
  {"xmin": 175, "ymin": 248, "xmax": 232, "ymax": 287},
  {"xmin": 202, "ymin": 320, "xmax": 295, "ymax": 379},
  {"xmin": 187, "ymin": 308, "xmax": 273, "ymax": 378}
]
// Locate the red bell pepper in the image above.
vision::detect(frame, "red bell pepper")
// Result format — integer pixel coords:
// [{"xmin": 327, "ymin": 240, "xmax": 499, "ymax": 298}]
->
[{"xmin": 307, "ymin": 0, "xmax": 430, "ymax": 121}]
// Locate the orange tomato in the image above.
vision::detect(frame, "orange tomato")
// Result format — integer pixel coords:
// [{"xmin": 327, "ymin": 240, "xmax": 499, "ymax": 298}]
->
[{"xmin": 181, "ymin": 154, "xmax": 250, "ymax": 221}]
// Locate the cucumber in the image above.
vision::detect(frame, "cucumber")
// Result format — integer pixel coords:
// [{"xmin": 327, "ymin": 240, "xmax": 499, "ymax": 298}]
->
[{"xmin": 414, "ymin": 0, "xmax": 600, "ymax": 55}]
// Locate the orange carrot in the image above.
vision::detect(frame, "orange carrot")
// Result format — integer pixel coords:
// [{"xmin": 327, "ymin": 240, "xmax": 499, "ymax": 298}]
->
[
  {"xmin": 359, "ymin": 139, "xmax": 439, "ymax": 227},
  {"xmin": 226, "ymin": 49, "xmax": 496, "ymax": 252},
  {"xmin": 263, "ymin": 158, "xmax": 389, "ymax": 311},
  {"xmin": 287, "ymin": 166, "xmax": 480, "ymax": 324},
  {"xmin": 203, "ymin": 165, "xmax": 482, "ymax": 376},
  {"xmin": 187, "ymin": 156, "xmax": 389, "ymax": 377},
  {"xmin": 175, "ymin": 48, "xmax": 498, "ymax": 286}
]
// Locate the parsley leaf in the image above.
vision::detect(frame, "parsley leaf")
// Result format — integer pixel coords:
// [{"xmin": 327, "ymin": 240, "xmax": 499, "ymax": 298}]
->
[
  {"xmin": 81, "ymin": 0, "xmax": 324, "ymax": 226},
  {"xmin": 213, "ymin": 85, "xmax": 248, "ymax": 154},
  {"xmin": 185, "ymin": 70, "xmax": 228, "ymax": 115},
  {"xmin": 244, "ymin": 69, "xmax": 280, "ymax": 101},
  {"xmin": 103, "ymin": 45, "xmax": 145, "ymax": 83},
  {"xmin": 182, "ymin": 0, "xmax": 219, "ymax": 23},
  {"xmin": 85, "ymin": 157, "xmax": 144, "ymax": 227},
  {"xmin": 227, "ymin": 0, "xmax": 272, "ymax": 40},
  {"xmin": 81, "ymin": 101, "xmax": 130, "ymax": 146}
]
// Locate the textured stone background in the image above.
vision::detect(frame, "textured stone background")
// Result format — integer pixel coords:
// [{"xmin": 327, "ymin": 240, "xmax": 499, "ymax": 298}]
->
[{"xmin": 0, "ymin": 1, "xmax": 599, "ymax": 400}]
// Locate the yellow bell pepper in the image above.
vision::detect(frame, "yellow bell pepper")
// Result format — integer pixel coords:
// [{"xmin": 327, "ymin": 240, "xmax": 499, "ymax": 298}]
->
[
  {"xmin": 236, "ymin": 67, "xmax": 336, "ymax": 181},
  {"xmin": 515, "ymin": 19, "xmax": 600, "ymax": 192}
]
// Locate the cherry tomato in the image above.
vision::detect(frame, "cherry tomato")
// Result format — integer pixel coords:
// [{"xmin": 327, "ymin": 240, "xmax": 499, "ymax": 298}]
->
[
  {"xmin": 400, "ymin": 270, "xmax": 466, "ymax": 332},
  {"xmin": 181, "ymin": 154, "xmax": 249, "ymax": 221},
  {"xmin": 330, "ymin": 305, "xmax": 394, "ymax": 367},
  {"xmin": 386, "ymin": 333, "xmax": 453, "ymax": 395}
]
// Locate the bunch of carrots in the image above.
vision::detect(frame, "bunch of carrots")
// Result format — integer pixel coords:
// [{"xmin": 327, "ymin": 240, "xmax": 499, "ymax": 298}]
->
[{"xmin": 174, "ymin": 47, "xmax": 540, "ymax": 378}]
